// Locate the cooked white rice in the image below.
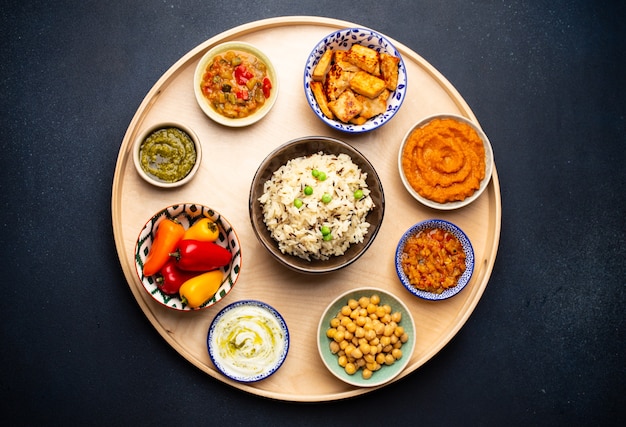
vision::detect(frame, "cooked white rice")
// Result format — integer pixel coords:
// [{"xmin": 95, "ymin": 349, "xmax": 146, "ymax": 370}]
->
[{"xmin": 259, "ymin": 152, "xmax": 374, "ymax": 261}]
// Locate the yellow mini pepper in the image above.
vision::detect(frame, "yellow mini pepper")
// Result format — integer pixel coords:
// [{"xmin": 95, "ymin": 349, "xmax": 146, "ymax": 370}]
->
[
  {"xmin": 179, "ymin": 270, "xmax": 224, "ymax": 308},
  {"xmin": 183, "ymin": 217, "xmax": 219, "ymax": 242}
]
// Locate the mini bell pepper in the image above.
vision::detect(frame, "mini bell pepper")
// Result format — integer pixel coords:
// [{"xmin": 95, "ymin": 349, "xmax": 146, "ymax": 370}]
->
[
  {"xmin": 143, "ymin": 218, "xmax": 185, "ymax": 277},
  {"xmin": 169, "ymin": 239, "xmax": 232, "ymax": 271},
  {"xmin": 155, "ymin": 259, "xmax": 197, "ymax": 295},
  {"xmin": 183, "ymin": 218, "xmax": 219, "ymax": 242},
  {"xmin": 179, "ymin": 270, "xmax": 224, "ymax": 308}
]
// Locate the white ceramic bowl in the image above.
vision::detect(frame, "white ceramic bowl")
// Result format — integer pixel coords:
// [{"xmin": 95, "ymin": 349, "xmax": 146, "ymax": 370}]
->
[
  {"xmin": 317, "ymin": 287, "xmax": 415, "ymax": 387},
  {"xmin": 395, "ymin": 219, "xmax": 474, "ymax": 301},
  {"xmin": 134, "ymin": 203, "xmax": 242, "ymax": 311},
  {"xmin": 193, "ymin": 41, "xmax": 279, "ymax": 127},
  {"xmin": 133, "ymin": 122, "xmax": 201, "ymax": 188},
  {"xmin": 303, "ymin": 27, "xmax": 407, "ymax": 133},
  {"xmin": 249, "ymin": 136, "xmax": 385, "ymax": 274},
  {"xmin": 398, "ymin": 114, "xmax": 494, "ymax": 210},
  {"xmin": 207, "ymin": 300, "xmax": 289, "ymax": 382}
]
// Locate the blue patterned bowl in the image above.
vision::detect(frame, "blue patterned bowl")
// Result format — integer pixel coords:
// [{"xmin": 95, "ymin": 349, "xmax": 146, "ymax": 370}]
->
[
  {"xmin": 207, "ymin": 300, "xmax": 289, "ymax": 383},
  {"xmin": 395, "ymin": 219, "xmax": 474, "ymax": 300},
  {"xmin": 303, "ymin": 27, "xmax": 408, "ymax": 133},
  {"xmin": 134, "ymin": 203, "xmax": 242, "ymax": 311}
]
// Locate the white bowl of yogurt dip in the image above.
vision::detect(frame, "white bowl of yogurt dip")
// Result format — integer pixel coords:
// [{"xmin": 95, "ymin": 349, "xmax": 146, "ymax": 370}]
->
[{"xmin": 207, "ymin": 300, "xmax": 289, "ymax": 382}]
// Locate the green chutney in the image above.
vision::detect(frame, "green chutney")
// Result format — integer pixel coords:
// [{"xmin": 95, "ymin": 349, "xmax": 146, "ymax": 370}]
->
[{"xmin": 139, "ymin": 127, "xmax": 196, "ymax": 183}]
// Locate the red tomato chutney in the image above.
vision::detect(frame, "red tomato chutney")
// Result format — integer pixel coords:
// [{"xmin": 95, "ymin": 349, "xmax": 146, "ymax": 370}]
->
[
  {"xmin": 400, "ymin": 228, "xmax": 466, "ymax": 294},
  {"xmin": 200, "ymin": 50, "xmax": 273, "ymax": 119}
]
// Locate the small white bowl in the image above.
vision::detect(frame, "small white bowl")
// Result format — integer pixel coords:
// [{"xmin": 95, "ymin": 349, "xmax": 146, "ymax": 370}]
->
[
  {"xmin": 317, "ymin": 287, "xmax": 415, "ymax": 387},
  {"xmin": 194, "ymin": 41, "xmax": 279, "ymax": 127},
  {"xmin": 304, "ymin": 27, "xmax": 408, "ymax": 133},
  {"xmin": 398, "ymin": 114, "xmax": 494, "ymax": 210},
  {"xmin": 133, "ymin": 122, "xmax": 201, "ymax": 188},
  {"xmin": 134, "ymin": 203, "xmax": 242, "ymax": 311},
  {"xmin": 395, "ymin": 219, "xmax": 474, "ymax": 301},
  {"xmin": 207, "ymin": 300, "xmax": 289, "ymax": 382}
]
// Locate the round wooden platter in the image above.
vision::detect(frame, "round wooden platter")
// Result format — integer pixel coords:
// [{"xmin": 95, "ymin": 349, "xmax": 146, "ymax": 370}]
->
[{"xmin": 111, "ymin": 16, "xmax": 501, "ymax": 402}]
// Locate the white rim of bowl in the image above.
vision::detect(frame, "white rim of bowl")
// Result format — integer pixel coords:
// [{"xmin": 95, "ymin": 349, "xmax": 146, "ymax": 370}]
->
[
  {"xmin": 397, "ymin": 113, "xmax": 494, "ymax": 210},
  {"xmin": 132, "ymin": 122, "xmax": 202, "ymax": 188},
  {"xmin": 193, "ymin": 41, "xmax": 279, "ymax": 127}
]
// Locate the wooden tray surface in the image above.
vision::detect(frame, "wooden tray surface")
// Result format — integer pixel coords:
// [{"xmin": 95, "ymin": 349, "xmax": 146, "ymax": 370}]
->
[{"xmin": 111, "ymin": 16, "xmax": 501, "ymax": 402}]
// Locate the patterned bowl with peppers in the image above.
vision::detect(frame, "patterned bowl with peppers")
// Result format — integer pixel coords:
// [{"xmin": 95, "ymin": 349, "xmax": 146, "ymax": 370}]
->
[
  {"xmin": 395, "ymin": 219, "xmax": 474, "ymax": 301},
  {"xmin": 303, "ymin": 27, "xmax": 408, "ymax": 133},
  {"xmin": 193, "ymin": 41, "xmax": 279, "ymax": 127},
  {"xmin": 134, "ymin": 203, "xmax": 242, "ymax": 311}
]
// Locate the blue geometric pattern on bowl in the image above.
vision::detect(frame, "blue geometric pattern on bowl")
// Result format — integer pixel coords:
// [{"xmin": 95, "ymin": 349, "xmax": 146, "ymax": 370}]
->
[
  {"xmin": 303, "ymin": 27, "xmax": 408, "ymax": 133},
  {"xmin": 395, "ymin": 219, "xmax": 474, "ymax": 301},
  {"xmin": 134, "ymin": 203, "xmax": 242, "ymax": 311},
  {"xmin": 207, "ymin": 300, "xmax": 290, "ymax": 383}
]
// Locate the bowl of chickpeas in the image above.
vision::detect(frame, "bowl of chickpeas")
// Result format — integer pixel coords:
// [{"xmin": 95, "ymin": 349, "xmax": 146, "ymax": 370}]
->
[{"xmin": 317, "ymin": 287, "xmax": 415, "ymax": 387}]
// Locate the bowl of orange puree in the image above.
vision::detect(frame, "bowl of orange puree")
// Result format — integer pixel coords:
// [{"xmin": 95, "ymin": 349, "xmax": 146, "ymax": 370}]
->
[{"xmin": 398, "ymin": 114, "xmax": 493, "ymax": 210}]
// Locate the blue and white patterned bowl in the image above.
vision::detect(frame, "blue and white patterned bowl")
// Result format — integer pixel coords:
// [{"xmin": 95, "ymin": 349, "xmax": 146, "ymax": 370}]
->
[
  {"xmin": 395, "ymin": 219, "xmax": 474, "ymax": 301},
  {"xmin": 303, "ymin": 27, "xmax": 408, "ymax": 133},
  {"xmin": 134, "ymin": 203, "xmax": 242, "ymax": 311},
  {"xmin": 207, "ymin": 300, "xmax": 289, "ymax": 383}
]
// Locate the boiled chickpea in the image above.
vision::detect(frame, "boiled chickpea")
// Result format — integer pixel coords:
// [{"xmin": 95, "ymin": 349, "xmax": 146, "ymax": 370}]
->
[
  {"xmin": 362, "ymin": 368, "xmax": 373, "ymax": 380},
  {"xmin": 351, "ymin": 347, "xmax": 363, "ymax": 359},
  {"xmin": 358, "ymin": 296, "xmax": 369, "ymax": 308},
  {"xmin": 338, "ymin": 355, "xmax": 348, "ymax": 367},
  {"xmin": 345, "ymin": 363, "xmax": 357, "ymax": 375},
  {"xmin": 359, "ymin": 343, "xmax": 371, "ymax": 355},
  {"xmin": 384, "ymin": 353, "xmax": 395, "ymax": 365},
  {"xmin": 341, "ymin": 305, "xmax": 352, "ymax": 316}
]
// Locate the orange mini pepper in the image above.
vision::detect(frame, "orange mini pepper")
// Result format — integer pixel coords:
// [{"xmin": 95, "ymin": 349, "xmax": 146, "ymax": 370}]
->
[
  {"xmin": 182, "ymin": 217, "xmax": 219, "ymax": 242},
  {"xmin": 142, "ymin": 218, "xmax": 185, "ymax": 277}
]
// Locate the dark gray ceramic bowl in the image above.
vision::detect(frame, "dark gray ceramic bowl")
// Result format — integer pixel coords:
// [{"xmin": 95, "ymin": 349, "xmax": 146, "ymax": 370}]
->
[{"xmin": 249, "ymin": 136, "xmax": 385, "ymax": 274}]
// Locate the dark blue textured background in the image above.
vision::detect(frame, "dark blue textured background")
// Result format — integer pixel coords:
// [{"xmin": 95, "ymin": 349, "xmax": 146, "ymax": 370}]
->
[{"xmin": 1, "ymin": 1, "xmax": 624, "ymax": 425}]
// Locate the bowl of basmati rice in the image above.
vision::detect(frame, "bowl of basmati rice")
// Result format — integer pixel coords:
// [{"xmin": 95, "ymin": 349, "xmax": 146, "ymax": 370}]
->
[{"xmin": 249, "ymin": 136, "xmax": 385, "ymax": 274}]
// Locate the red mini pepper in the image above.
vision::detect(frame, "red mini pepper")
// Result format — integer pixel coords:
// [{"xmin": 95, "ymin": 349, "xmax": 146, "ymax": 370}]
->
[
  {"xmin": 155, "ymin": 259, "xmax": 197, "ymax": 296},
  {"xmin": 169, "ymin": 240, "xmax": 232, "ymax": 272}
]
